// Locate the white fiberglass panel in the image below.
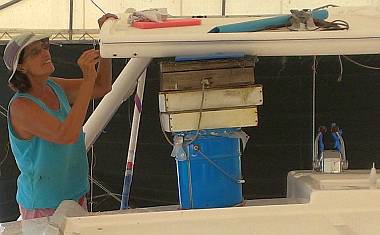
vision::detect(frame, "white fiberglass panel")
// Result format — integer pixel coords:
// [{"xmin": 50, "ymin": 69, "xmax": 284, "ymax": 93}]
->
[{"xmin": 99, "ymin": 7, "xmax": 380, "ymax": 58}]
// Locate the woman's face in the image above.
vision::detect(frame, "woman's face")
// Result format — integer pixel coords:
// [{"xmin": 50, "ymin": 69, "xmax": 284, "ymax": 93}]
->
[{"xmin": 19, "ymin": 38, "xmax": 55, "ymax": 78}]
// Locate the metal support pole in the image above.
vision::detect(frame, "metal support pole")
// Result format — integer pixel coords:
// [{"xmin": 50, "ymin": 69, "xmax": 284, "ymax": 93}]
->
[
  {"xmin": 69, "ymin": 0, "xmax": 74, "ymax": 40},
  {"xmin": 0, "ymin": 0, "xmax": 23, "ymax": 11},
  {"xmin": 120, "ymin": 70, "xmax": 147, "ymax": 209},
  {"xmin": 221, "ymin": 0, "xmax": 226, "ymax": 16}
]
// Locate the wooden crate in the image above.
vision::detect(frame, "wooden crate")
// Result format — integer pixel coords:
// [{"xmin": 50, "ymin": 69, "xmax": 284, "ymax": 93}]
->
[
  {"xmin": 159, "ymin": 85, "xmax": 263, "ymax": 112},
  {"xmin": 160, "ymin": 57, "xmax": 256, "ymax": 91},
  {"xmin": 160, "ymin": 106, "xmax": 258, "ymax": 132}
]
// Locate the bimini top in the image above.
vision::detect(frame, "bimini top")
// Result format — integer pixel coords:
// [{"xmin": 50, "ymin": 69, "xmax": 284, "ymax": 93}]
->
[{"xmin": 99, "ymin": 6, "xmax": 380, "ymax": 58}]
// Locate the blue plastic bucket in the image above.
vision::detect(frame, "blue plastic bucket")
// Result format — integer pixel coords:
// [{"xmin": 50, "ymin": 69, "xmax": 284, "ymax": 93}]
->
[{"xmin": 173, "ymin": 128, "xmax": 244, "ymax": 209}]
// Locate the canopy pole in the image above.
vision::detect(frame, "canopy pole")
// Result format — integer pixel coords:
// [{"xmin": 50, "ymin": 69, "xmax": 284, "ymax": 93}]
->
[
  {"xmin": 120, "ymin": 69, "xmax": 147, "ymax": 210},
  {"xmin": 84, "ymin": 58, "xmax": 152, "ymax": 151},
  {"xmin": 221, "ymin": 0, "xmax": 226, "ymax": 16},
  {"xmin": 69, "ymin": 0, "xmax": 73, "ymax": 40},
  {"xmin": 312, "ymin": 56, "xmax": 317, "ymax": 169}
]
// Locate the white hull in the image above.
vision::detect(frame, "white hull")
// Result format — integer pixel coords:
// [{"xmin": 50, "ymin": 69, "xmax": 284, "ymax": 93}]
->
[{"xmin": 2, "ymin": 170, "xmax": 380, "ymax": 235}]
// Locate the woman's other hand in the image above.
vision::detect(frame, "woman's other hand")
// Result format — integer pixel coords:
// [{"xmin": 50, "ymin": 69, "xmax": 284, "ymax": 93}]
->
[
  {"xmin": 98, "ymin": 13, "xmax": 118, "ymax": 29},
  {"xmin": 77, "ymin": 49, "xmax": 100, "ymax": 81}
]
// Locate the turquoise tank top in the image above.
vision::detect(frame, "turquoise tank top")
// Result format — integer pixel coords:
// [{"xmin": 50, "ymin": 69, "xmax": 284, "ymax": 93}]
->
[{"xmin": 7, "ymin": 79, "xmax": 89, "ymax": 209}]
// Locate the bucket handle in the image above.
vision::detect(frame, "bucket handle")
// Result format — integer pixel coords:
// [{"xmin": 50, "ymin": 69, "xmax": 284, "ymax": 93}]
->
[{"xmin": 194, "ymin": 145, "xmax": 245, "ymax": 184}]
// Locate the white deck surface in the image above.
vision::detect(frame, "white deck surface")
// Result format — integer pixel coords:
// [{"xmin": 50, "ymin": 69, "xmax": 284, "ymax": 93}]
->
[
  {"xmin": 100, "ymin": 7, "xmax": 380, "ymax": 58},
  {"xmin": 2, "ymin": 170, "xmax": 380, "ymax": 235}
]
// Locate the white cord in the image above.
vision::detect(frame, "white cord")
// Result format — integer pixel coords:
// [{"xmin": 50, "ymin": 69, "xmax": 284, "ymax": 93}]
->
[
  {"xmin": 343, "ymin": 55, "xmax": 380, "ymax": 70},
  {"xmin": 160, "ymin": 79, "xmax": 207, "ymax": 146},
  {"xmin": 0, "ymin": 110, "xmax": 6, "ymax": 118},
  {"xmin": 0, "ymin": 142, "xmax": 10, "ymax": 176},
  {"xmin": 89, "ymin": 99, "xmax": 95, "ymax": 212},
  {"xmin": 185, "ymin": 79, "xmax": 207, "ymax": 146},
  {"xmin": 91, "ymin": 176, "xmax": 121, "ymax": 202},
  {"xmin": 337, "ymin": 55, "xmax": 343, "ymax": 82},
  {"xmin": 89, "ymin": 40, "xmax": 97, "ymax": 212},
  {"xmin": 0, "ymin": 105, "xmax": 7, "ymax": 112},
  {"xmin": 0, "ymin": 105, "xmax": 7, "ymax": 118},
  {"xmin": 313, "ymin": 4, "xmax": 339, "ymax": 11}
]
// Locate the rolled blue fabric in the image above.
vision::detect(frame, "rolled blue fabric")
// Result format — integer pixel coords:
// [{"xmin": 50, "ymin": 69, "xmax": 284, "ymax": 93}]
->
[{"xmin": 209, "ymin": 9, "xmax": 328, "ymax": 33}]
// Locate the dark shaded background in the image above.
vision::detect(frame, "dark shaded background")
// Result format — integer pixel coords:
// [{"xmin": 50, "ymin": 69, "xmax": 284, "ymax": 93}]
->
[{"xmin": 0, "ymin": 44, "xmax": 379, "ymax": 222}]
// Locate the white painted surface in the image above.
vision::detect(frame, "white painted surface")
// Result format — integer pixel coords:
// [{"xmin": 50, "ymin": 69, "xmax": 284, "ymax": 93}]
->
[
  {"xmin": 158, "ymin": 86, "xmax": 263, "ymax": 112},
  {"xmin": 0, "ymin": 1, "xmax": 378, "ymax": 30},
  {"xmin": 160, "ymin": 106, "xmax": 258, "ymax": 132},
  {"xmin": 83, "ymin": 58, "xmax": 151, "ymax": 150},
  {"xmin": 2, "ymin": 170, "xmax": 380, "ymax": 234},
  {"xmin": 99, "ymin": 7, "xmax": 380, "ymax": 57}
]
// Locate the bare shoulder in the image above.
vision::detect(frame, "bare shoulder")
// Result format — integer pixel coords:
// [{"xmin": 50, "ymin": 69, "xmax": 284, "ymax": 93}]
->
[
  {"xmin": 9, "ymin": 96, "xmax": 65, "ymax": 141},
  {"xmin": 50, "ymin": 76, "xmax": 82, "ymax": 89},
  {"xmin": 50, "ymin": 77, "xmax": 83, "ymax": 104},
  {"xmin": 10, "ymin": 97, "xmax": 42, "ymax": 117},
  {"xmin": 51, "ymin": 76, "xmax": 69, "ymax": 86}
]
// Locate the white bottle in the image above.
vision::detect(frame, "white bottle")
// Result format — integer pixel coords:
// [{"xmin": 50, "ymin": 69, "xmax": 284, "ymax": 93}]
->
[{"xmin": 369, "ymin": 162, "xmax": 377, "ymax": 189}]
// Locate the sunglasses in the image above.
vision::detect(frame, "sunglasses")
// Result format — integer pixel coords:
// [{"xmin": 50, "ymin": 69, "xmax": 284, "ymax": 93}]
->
[{"xmin": 21, "ymin": 38, "xmax": 50, "ymax": 61}]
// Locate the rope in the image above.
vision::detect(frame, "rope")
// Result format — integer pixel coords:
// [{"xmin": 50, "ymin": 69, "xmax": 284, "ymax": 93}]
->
[
  {"xmin": 314, "ymin": 20, "xmax": 349, "ymax": 31},
  {"xmin": 161, "ymin": 123, "xmax": 175, "ymax": 146},
  {"xmin": 337, "ymin": 55, "xmax": 343, "ymax": 82},
  {"xmin": 160, "ymin": 78, "xmax": 208, "ymax": 146},
  {"xmin": 335, "ymin": 55, "xmax": 380, "ymax": 82},
  {"xmin": 0, "ymin": 105, "xmax": 7, "ymax": 118},
  {"xmin": 0, "ymin": 110, "xmax": 6, "ymax": 118},
  {"xmin": 90, "ymin": 176, "xmax": 121, "ymax": 202},
  {"xmin": 185, "ymin": 80, "xmax": 207, "ymax": 146},
  {"xmin": 195, "ymin": 148, "xmax": 244, "ymax": 184},
  {"xmin": 89, "ymin": 99, "xmax": 95, "ymax": 212},
  {"xmin": 343, "ymin": 55, "xmax": 380, "ymax": 70},
  {"xmin": 0, "ymin": 105, "xmax": 7, "ymax": 112},
  {"xmin": 0, "ymin": 142, "xmax": 10, "ymax": 177}
]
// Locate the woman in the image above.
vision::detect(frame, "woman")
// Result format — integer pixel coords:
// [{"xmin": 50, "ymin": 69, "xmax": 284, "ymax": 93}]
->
[{"xmin": 2, "ymin": 13, "xmax": 117, "ymax": 220}]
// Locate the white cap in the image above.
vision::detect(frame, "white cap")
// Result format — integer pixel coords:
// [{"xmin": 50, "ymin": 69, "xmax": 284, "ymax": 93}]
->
[{"xmin": 3, "ymin": 32, "xmax": 50, "ymax": 82}]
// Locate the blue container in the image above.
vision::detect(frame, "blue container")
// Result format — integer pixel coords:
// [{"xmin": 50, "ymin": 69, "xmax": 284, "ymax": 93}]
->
[{"xmin": 174, "ymin": 128, "xmax": 244, "ymax": 209}]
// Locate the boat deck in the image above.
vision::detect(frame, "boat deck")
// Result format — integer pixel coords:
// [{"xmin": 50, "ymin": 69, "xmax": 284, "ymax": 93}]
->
[
  {"xmin": 2, "ymin": 170, "xmax": 380, "ymax": 235},
  {"xmin": 100, "ymin": 7, "xmax": 380, "ymax": 58}
]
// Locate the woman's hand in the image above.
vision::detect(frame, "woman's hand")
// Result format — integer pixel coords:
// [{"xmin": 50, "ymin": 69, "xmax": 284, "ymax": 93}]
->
[
  {"xmin": 98, "ymin": 13, "xmax": 118, "ymax": 29},
  {"xmin": 77, "ymin": 49, "xmax": 100, "ymax": 81}
]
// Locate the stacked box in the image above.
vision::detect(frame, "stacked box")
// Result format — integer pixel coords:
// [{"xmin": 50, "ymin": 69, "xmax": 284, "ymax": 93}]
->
[{"xmin": 159, "ymin": 57, "xmax": 263, "ymax": 132}]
